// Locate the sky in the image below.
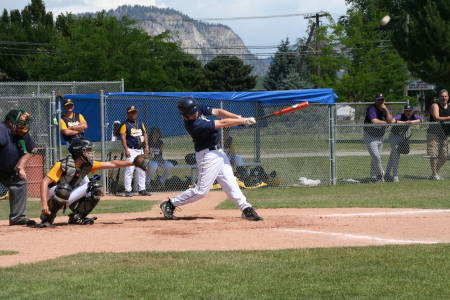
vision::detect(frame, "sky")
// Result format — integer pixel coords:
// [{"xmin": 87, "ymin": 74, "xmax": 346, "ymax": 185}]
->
[{"xmin": 2, "ymin": 0, "xmax": 349, "ymax": 58}]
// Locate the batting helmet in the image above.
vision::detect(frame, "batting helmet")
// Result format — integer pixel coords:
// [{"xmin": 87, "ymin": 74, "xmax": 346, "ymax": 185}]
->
[
  {"xmin": 69, "ymin": 137, "xmax": 95, "ymax": 165},
  {"xmin": 177, "ymin": 96, "xmax": 198, "ymax": 120}
]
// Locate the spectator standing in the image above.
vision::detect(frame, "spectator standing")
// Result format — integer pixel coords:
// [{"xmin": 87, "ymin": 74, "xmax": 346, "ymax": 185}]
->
[
  {"xmin": 220, "ymin": 127, "xmax": 244, "ymax": 167},
  {"xmin": 427, "ymin": 89, "xmax": 450, "ymax": 180},
  {"xmin": 60, "ymin": 98, "xmax": 88, "ymax": 149},
  {"xmin": 385, "ymin": 105, "xmax": 423, "ymax": 182},
  {"xmin": 0, "ymin": 109, "xmax": 36, "ymax": 226},
  {"xmin": 119, "ymin": 106, "xmax": 151, "ymax": 196},
  {"xmin": 363, "ymin": 93, "xmax": 394, "ymax": 183},
  {"xmin": 146, "ymin": 127, "xmax": 174, "ymax": 190}
]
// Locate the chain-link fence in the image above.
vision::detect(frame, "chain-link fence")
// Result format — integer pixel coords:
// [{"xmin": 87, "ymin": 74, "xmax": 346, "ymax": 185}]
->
[
  {"xmin": 0, "ymin": 80, "xmax": 124, "ymax": 97},
  {"xmin": 103, "ymin": 95, "xmax": 333, "ymax": 194},
  {"xmin": 0, "ymin": 96, "xmax": 53, "ymax": 197},
  {"xmin": 2, "ymin": 89, "xmax": 446, "ymax": 197},
  {"xmin": 0, "ymin": 81, "xmax": 124, "ymax": 197},
  {"xmin": 333, "ymin": 102, "xmax": 442, "ymax": 184}
]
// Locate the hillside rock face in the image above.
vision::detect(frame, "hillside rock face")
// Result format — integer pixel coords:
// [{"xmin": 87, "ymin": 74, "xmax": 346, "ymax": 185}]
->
[{"xmin": 107, "ymin": 5, "xmax": 268, "ymax": 76}]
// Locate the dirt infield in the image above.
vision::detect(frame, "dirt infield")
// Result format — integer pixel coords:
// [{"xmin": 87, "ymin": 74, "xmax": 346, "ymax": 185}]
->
[{"xmin": 1, "ymin": 191, "xmax": 449, "ymax": 267}]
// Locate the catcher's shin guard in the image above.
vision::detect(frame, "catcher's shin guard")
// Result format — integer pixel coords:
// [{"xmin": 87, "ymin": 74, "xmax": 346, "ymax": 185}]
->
[
  {"xmin": 68, "ymin": 180, "xmax": 102, "ymax": 225},
  {"xmin": 68, "ymin": 196, "xmax": 99, "ymax": 225},
  {"xmin": 39, "ymin": 195, "xmax": 68, "ymax": 227}
]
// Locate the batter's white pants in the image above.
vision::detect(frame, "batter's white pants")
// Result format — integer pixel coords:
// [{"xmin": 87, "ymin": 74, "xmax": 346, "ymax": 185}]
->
[
  {"xmin": 124, "ymin": 148, "xmax": 146, "ymax": 192},
  {"xmin": 171, "ymin": 148, "xmax": 251, "ymax": 211},
  {"xmin": 47, "ymin": 176, "xmax": 91, "ymax": 206}
]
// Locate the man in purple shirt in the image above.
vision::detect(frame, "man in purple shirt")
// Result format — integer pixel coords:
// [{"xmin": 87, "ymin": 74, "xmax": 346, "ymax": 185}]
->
[
  {"xmin": 363, "ymin": 93, "xmax": 394, "ymax": 183},
  {"xmin": 385, "ymin": 104, "xmax": 423, "ymax": 182}
]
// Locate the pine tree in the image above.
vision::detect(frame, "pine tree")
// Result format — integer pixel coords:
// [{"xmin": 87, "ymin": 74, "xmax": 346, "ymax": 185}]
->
[
  {"xmin": 203, "ymin": 55, "xmax": 256, "ymax": 91},
  {"xmin": 263, "ymin": 38, "xmax": 298, "ymax": 90}
]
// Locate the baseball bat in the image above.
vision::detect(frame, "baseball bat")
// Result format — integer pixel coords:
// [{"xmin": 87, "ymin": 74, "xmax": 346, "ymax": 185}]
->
[
  {"xmin": 108, "ymin": 154, "xmax": 117, "ymax": 194},
  {"xmin": 255, "ymin": 102, "xmax": 309, "ymax": 121},
  {"xmin": 114, "ymin": 152, "xmax": 124, "ymax": 195}
]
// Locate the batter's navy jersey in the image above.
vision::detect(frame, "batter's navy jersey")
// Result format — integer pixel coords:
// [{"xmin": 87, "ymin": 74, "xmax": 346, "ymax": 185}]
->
[{"xmin": 183, "ymin": 105, "xmax": 218, "ymax": 152}]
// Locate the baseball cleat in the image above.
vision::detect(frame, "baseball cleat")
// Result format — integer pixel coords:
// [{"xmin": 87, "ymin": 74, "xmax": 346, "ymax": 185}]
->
[
  {"xmin": 139, "ymin": 190, "xmax": 151, "ymax": 196},
  {"xmin": 68, "ymin": 214, "xmax": 97, "ymax": 225},
  {"xmin": 241, "ymin": 207, "xmax": 263, "ymax": 221},
  {"xmin": 39, "ymin": 221, "xmax": 54, "ymax": 228},
  {"xmin": 160, "ymin": 199, "xmax": 178, "ymax": 220}
]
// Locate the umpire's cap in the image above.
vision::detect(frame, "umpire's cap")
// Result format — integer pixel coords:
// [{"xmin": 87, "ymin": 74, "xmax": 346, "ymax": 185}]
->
[{"xmin": 178, "ymin": 96, "xmax": 198, "ymax": 119}]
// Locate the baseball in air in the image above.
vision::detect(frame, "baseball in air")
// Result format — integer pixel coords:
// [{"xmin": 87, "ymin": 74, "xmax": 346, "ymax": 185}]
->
[{"xmin": 381, "ymin": 15, "xmax": 391, "ymax": 26}]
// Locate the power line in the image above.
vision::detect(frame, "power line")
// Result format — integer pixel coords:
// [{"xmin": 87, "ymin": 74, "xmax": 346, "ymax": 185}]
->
[
  {"xmin": 197, "ymin": 13, "xmax": 321, "ymax": 21},
  {"xmin": 0, "ymin": 41, "xmax": 50, "ymax": 46},
  {"xmin": 134, "ymin": 12, "xmax": 321, "ymax": 22}
]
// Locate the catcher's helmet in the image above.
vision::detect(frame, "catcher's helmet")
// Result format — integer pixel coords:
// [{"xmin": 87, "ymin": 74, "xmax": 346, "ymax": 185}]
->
[
  {"xmin": 69, "ymin": 137, "xmax": 95, "ymax": 165},
  {"xmin": 5, "ymin": 109, "xmax": 32, "ymax": 136},
  {"xmin": 177, "ymin": 96, "xmax": 198, "ymax": 120}
]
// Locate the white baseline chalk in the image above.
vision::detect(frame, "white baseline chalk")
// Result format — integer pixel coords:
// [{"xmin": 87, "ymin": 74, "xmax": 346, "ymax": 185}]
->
[
  {"xmin": 320, "ymin": 209, "xmax": 450, "ymax": 217},
  {"xmin": 272, "ymin": 228, "xmax": 440, "ymax": 244}
]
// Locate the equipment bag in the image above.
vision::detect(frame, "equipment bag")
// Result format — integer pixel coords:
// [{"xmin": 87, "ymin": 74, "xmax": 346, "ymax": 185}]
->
[{"xmin": 398, "ymin": 134, "xmax": 412, "ymax": 155}]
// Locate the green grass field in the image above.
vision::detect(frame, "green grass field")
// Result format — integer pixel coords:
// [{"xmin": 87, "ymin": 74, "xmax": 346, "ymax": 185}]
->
[{"xmin": 1, "ymin": 180, "xmax": 450, "ymax": 298}]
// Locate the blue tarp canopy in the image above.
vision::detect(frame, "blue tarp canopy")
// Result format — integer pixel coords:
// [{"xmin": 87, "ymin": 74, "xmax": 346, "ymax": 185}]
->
[{"xmin": 61, "ymin": 89, "xmax": 337, "ymax": 142}]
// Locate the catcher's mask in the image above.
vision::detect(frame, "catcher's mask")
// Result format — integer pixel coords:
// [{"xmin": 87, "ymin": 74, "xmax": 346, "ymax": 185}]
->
[
  {"xmin": 177, "ymin": 96, "xmax": 198, "ymax": 120},
  {"xmin": 5, "ymin": 109, "xmax": 32, "ymax": 136},
  {"xmin": 69, "ymin": 137, "xmax": 95, "ymax": 165}
]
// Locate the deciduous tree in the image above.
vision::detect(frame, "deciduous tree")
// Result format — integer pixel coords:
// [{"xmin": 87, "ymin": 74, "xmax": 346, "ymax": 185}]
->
[
  {"xmin": 311, "ymin": 10, "xmax": 410, "ymax": 102},
  {"xmin": 0, "ymin": 0, "xmax": 54, "ymax": 81},
  {"xmin": 24, "ymin": 12, "xmax": 205, "ymax": 92},
  {"xmin": 389, "ymin": 0, "xmax": 450, "ymax": 88}
]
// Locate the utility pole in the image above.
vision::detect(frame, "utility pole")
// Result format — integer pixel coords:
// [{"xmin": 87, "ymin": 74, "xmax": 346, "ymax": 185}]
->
[{"xmin": 303, "ymin": 13, "xmax": 326, "ymax": 88}]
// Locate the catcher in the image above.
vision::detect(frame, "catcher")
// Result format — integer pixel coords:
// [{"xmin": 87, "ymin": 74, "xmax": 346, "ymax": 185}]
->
[{"xmin": 39, "ymin": 137, "xmax": 151, "ymax": 227}]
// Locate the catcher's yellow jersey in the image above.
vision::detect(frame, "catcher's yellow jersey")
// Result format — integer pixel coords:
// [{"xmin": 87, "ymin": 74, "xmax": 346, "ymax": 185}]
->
[{"xmin": 46, "ymin": 161, "xmax": 102, "ymax": 183}]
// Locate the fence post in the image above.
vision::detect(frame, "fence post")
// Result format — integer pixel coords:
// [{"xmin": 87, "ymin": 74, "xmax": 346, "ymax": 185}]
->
[
  {"xmin": 254, "ymin": 101, "xmax": 261, "ymax": 163},
  {"xmin": 100, "ymin": 90, "xmax": 107, "ymax": 190},
  {"xmin": 329, "ymin": 104, "xmax": 337, "ymax": 185},
  {"xmin": 51, "ymin": 91, "xmax": 58, "ymax": 165}
]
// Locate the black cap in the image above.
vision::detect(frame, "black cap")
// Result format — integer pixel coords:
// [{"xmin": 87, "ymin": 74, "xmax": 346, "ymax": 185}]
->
[
  {"xmin": 375, "ymin": 93, "xmax": 385, "ymax": 100},
  {"xmin": 6, "ymin": 109, "xmax": 21, "ymax": 121},
  {"xmin": 127, "ymin": 106, "xmax": 138, "ymax": 112},
  {"xmin": 404, "ymin": 104, "xmax": 413, "ymax": 110},
  {"xmin": 64, "ymin": 99, "xmax": 74, "ymax": 106}
]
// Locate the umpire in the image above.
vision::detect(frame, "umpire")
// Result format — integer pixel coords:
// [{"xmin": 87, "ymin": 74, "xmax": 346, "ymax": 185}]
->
[{"xmin": 0, "ymin": 109, "xmax": 36, "ymax": 226}]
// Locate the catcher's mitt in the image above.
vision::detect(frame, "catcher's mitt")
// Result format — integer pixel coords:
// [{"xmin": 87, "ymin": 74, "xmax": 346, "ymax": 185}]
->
[{"xmin": 133, "ymin": 154, "xmax": 152, "ymax": 171}]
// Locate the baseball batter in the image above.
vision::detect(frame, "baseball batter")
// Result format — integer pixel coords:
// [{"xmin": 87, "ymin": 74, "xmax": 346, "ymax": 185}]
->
[{"xmin": 160, "ymin": 96, "xmax": 263, "ymax": 221}]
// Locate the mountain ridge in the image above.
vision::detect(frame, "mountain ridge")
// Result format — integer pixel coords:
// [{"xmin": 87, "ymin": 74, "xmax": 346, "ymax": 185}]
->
[{"xmin": 103, "ymin": 5, "xmax": 269, "ymax": 76}]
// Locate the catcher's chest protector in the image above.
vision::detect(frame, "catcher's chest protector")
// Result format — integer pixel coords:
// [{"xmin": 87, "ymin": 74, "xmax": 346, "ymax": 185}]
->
[{"xmin": 59, "ymin": 155, "xmax": 92, "ymax": 188}]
